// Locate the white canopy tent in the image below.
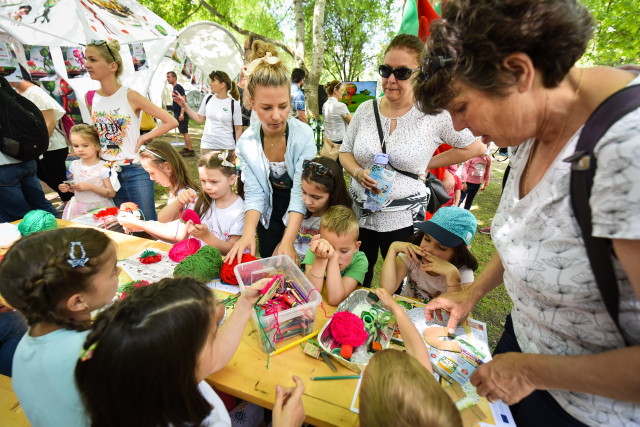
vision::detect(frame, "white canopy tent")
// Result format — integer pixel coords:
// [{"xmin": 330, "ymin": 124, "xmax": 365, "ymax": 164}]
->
[
  {"xmin": 150, "ymin": 21, "xmax": 244, "ymax": 110},
  {"xmin": 0, "ymin": 1, "xmax": 243, "ymax": 121}
]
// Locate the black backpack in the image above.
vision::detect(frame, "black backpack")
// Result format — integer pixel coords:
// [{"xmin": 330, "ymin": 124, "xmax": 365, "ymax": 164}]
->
[{"xmin": 0, "ymin": 75, "xmax": 49, "ymax": 162}]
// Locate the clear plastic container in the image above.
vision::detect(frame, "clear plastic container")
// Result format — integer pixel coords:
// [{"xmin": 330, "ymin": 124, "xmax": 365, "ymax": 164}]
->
[{"xmin": 234, "ymin": 255, "xmax": 322, "ymax": 353}]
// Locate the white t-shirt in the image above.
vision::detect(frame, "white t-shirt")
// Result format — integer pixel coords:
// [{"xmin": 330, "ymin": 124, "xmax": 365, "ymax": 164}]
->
[
  {"xmin": 340, "ymin": 100, "xmax": 477, "ymax": 232},
  {"xmin": 399, "ymin": 253, "xmax": 474, "ymax": 300},
  {"xmin": 22, "ymin": 85, "xmax": 67, "ymax": 151},
  {"xmin": 186, "ymin": 382, "xmax": 231, "ymax": 427},
  {"xmin": 199, "ymin": 196, "xmax": 244, "ymax": 244},
  {"xmin": 323, "ymin": 97, "xmax": 350, "ymax": 142},
  {"xmin": 198, "ymin": 95, "xmax": 242, "ymax": 150},
  {"xmin": 492, "ymin": 75, "xmax": 640, "ymax": 426},
  {"xmin": 69, "ymin": 160, "xmax": 111, "ymax": 203}
]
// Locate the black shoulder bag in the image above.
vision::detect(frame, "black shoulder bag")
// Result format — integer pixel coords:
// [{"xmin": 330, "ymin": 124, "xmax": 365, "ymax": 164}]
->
[{"xmin": 371, "ymin": 99, "xmax": 450, "ymax": 212}]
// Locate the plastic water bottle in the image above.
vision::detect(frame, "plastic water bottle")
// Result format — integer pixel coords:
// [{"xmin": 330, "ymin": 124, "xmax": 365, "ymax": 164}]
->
[{"xmin": 364, "ymin": 153, "xmax": 389, "ymax": 212}]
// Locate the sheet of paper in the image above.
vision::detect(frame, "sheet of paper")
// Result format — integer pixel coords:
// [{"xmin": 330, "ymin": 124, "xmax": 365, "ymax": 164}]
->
[
  {"xmin": 350, "ymin": 375, "xmax": 363, "ymax": 414},
  {"xmin": 119, "ymin": 249, "xmax": 177, "ymax": 282}
]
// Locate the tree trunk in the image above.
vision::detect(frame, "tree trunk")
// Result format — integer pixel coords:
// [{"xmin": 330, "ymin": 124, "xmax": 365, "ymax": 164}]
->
[
  {"xmin": 293, "ymin": 0, "xmax": 306, "ymax": 68},
  {"xmin": 306, "ymin": 0, "xmax": 327, "ymax": 119}
]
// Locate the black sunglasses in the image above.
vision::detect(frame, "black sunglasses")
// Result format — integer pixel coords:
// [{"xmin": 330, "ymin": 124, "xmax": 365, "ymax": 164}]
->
[
  {"xmin": 420, "ymin": 55, "xmax": 455, "ymax": 81},
  {"xmin": 89, "ymin": 40, "xmax": 115, "ymax": 62},
  {"xmin": 303, "ymin": 160, "xmax": 334, "ymax": 177},
  {"xmin": 378, "ymin": 64, "xmax": 420, "ymax": 80}
]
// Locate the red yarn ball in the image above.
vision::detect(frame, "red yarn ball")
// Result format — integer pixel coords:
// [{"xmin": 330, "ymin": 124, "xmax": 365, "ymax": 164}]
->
[
  {"xmin": 330, "ymin": 311, "xmax": 368, "ymax": 347},
  {"xmin": 181, "ymin": 209, "xmax": 201, "ymax": 225},
  {"xmin": 168, "ymin": 238, "xmax": 201, "ymax": 262},
  {"xmin": 219, "ymin": 253, "xmax": 258, "ymax": 285}
]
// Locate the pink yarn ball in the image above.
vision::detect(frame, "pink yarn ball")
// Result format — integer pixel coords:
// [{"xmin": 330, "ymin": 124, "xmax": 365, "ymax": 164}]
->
[
  {"xmin": 330, "ymin": 311, "xmax": 368, "ymax": 347},
  {"xmin": 168, "ymin": 238, "xmax": 201, "ymax": 262},
  {"xmin": 181, "ymin": 209, "xmax": 201, "ymax": 225}
]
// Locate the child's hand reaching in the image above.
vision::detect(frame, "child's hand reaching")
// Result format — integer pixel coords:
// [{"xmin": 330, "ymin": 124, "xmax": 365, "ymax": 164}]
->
[
  {"xmin": 58, "ymin": 183, "xmax": 72, "ymax": 193},
  {"xmin": 117, "ymin": 211, "xmax": 144, "ymax": 232},
  {"xmin": 186, "ymin": 221, "xmax": 210, "ymax": 238},
  {"xmin": 238, "ymin": 277, "xmax": 272, "ymax": 307},
  {"xmin": 309, "ymin": 235, "xmax": 334, "ymax": 260},
  {"xmin": 373, "ymin": 288, "xmax": 402, "ymax": 315},
  {"xmin": 273, "ymin": 375, "xmax": 305, "ymax": 427},
  {"xmin": 177, "ymin": 188, "xmax": 198, "ymax": 207}
]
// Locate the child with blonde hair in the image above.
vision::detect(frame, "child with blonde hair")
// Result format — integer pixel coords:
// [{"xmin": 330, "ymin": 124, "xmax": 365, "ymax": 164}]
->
[
  {"xmin": 167, "ymin": 151, "xmax": 244, "ymax": 254},
  {"xmin": 0, "ymin": 228, "xmax": 119, "ymax": 426},
  {"xmin": 59, "ymin": 124, "xmax": 116, "ymax": 219},
  {"xmin": 303, "ymin": 205, "xmax": 368, "ymax": 305}
]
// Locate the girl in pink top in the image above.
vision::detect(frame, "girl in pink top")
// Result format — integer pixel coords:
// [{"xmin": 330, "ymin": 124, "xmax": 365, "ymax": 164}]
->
[{"xmin": 459, "ymin": 152, "xmax": 492, "ymax": 210}]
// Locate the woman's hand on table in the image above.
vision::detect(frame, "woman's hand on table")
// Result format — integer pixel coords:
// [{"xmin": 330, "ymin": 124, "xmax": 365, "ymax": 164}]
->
[
  {"xmin": 424, "ymin": 287, "xmax": 478, "ymax": 333},
  {"xmin": 273, "ymin": 375, "xmax": 305, "ymax": 427},
  {"xmin": 225, "ymin": 234, "xmax": 256, "ymax": 264},
  {"xmin": 471, "ymin": 352, "xmax": 538, "ymax": 405}
]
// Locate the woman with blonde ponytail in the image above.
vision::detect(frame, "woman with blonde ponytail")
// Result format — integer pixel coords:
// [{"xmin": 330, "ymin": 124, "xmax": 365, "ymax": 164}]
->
[
  {"xmin": 173, "ymin": 70, "xmax": 243, "ymax": 154},
  {"xmin": 226, "ymin": 41, "xmax": 317, "ymax": 264},
  {"xmin": 85, "ymin": 39, "xmax": 178, "ymax": 221}
]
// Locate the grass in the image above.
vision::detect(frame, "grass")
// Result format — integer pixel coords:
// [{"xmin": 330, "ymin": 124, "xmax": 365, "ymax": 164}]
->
[{"xmin": 154, "ymin": 126, "xmax": 512, "ymax": 349}]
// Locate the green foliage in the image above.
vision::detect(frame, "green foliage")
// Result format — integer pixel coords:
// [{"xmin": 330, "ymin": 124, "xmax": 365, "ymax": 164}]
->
[{"xmin": 581, "ymin": 0, "xmax": 640, "ymax": 66}]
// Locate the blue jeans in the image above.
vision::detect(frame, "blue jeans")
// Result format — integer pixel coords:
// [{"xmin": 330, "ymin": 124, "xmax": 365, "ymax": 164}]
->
[
  {"xmin": 0, "ymin": 311, "xmax": 28, "ymax": 377},
  {"xmin": 114, "ymin": 164, "xmax": 157, "ymax": 221},
  {"xmin": 0, "ymin": 160, "xmax": 57, "ymax": 222}
]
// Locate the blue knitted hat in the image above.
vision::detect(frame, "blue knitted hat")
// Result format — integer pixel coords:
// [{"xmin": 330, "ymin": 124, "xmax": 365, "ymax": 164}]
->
[{"xmin": 416, "ymin": 207, "xmax": 477, "ymax": 247}]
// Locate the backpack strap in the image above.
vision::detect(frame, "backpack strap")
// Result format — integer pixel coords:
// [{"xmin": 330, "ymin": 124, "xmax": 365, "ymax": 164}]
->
[
  {"xmin": 231, "ymin": 97, "xmax": 236, "ymax": 142},
  {"xmin": 85, "ymin": 90, "xmax": 97, "ymax": 114},
  {"xmin": 564, "ymin": 84, "xmax": 640, "ymax": 346}
]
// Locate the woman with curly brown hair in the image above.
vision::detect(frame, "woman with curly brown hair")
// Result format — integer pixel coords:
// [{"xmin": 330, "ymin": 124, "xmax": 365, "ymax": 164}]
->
[{"xmin": 418, "ymin": 1, "xmax": 640, "ymax": 425}]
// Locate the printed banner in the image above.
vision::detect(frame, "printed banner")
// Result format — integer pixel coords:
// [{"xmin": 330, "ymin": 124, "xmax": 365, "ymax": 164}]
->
[
  {"xmin": 129, "ymin": 42, "xmax": 148, "ymax": 71},
  {"xmin": 24, "ymin": 44, "xmax": 56, "ymax": 81},
  {"xmin": 0, "ymin": 42, "xmax": 22, "ymax": 82},
  {"xmin": 61, "ymin": 46, "xmax": 88, "ymax": 79}
]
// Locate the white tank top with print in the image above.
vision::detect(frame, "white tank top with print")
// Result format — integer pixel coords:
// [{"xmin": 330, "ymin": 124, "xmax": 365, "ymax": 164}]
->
[{"xmin": 91, "ymin": 86, "xmax": 141, "ymax": 161}]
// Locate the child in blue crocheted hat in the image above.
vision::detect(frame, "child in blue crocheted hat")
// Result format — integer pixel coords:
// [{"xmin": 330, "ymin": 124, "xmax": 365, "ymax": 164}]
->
[{"xmin": 380, "ymin": 207, "xmax": 479, "ymax": 300}]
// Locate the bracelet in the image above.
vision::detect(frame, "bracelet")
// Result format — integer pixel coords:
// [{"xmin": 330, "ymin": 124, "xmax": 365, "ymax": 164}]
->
[
  {"xmin": 354, "ymin": 167, "xmax": 363, "ymax": 180},
  {"xmin": 309, "ymin": 271, "xmax": 325, "ymax": 280}
]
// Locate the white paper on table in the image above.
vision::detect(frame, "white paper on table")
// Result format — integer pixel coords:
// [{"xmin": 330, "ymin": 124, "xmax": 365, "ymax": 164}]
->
[
  {"xmin": 119, "ymin": 249, "xmax": 177, "ymax": 282},
  {"xmin": 207, "ymin": 280, "xmax": 241, "ymax": 294},
  {"xmin": 350, "ymin": 375, "xmax": 363, "ymax": 414},
  {"xmin": 479, "ymin": 398, "xmax": 517, "ymax": 427}
]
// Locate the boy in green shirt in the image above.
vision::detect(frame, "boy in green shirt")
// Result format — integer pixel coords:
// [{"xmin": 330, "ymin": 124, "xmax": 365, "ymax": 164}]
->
[{"xmin": 303, "ymin": 205, "xmax": 368, "ymax": 305}]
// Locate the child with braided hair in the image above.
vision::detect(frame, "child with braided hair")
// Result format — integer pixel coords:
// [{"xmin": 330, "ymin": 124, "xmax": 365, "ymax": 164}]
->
[
  {"xmin": 75, "ymin": 277, "xmax": 305, "ymax": 427},
  {"xmin": 0, "ymin": 227, "xmax": 119, "ymax": 427}
]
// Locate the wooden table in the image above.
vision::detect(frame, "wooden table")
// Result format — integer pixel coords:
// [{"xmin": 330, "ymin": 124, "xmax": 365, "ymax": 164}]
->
[{"xmin": 49, "ymin": 220, "xmax": 498, "ymax": 427}]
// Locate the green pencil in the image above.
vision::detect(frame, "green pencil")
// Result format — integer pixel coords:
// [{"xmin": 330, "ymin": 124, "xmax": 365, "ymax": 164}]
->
[{"xmin": 310, "ymin": 375, "xmax": 361, "ymax": 381}]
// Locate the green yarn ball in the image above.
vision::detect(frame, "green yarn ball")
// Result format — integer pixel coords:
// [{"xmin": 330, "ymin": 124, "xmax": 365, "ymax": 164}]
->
[
  {"xmin": 173, "ymin": 245, "xmax": 223, "ymax": 282},
  {"xmin": 18, "ymin": 210, "xmax": 58, "ymax": 236}
]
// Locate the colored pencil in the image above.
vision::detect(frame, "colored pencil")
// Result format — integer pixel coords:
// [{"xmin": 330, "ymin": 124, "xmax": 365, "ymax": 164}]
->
[
  {"xmin": 269, "ymin": 330, "xmax": 320, "ymax": 356},
  {"xmin": 310, "ymin": 375, "xmax": 362, "ymax": 381}
]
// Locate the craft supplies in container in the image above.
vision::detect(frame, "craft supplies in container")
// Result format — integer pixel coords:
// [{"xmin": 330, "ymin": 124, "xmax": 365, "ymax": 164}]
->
[
  {"xmin": 235, "ymin": 255, "xmax": 322, "ymax": 353},
  {"xmin": 318, "ymin": 289, "xmax": 397, "ymax": 373}
]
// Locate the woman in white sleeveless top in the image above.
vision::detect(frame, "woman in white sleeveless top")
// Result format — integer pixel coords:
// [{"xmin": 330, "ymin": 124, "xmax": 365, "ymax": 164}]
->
[{"xmin": 84, "ymin": 40, "xmax": 177, "ymax": 221}]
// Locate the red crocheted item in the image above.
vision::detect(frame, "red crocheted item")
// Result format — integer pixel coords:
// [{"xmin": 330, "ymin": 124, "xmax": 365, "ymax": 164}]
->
[
  {"xmin": 180, "ymin": 208, "xmax": 201, "ymax": 225},
  {"xmin": 219, "ymin": 253, "xmax": 259, "ymax": 285},
  {"xmin": 330, "ymin": 311, "xmax": 368, "ymax": 347},
  {"xmin": 168, "ymin": 238, "xmax": 201, "ymax": 262},
  {"xmin": 93, "ymin": 207, "xmax": 119, "ymax": 219},
  {"xmin": 139, "ymin": 250, "xmax": 162, "ymax": 264}
]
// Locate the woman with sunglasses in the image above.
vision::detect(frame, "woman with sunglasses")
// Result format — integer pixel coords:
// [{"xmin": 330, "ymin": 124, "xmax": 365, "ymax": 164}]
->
[
  {"xmin": 172, "ymin": 70, "xmax": 243, "ymax": 155},
  {"xmin": 339, "ymin": 34, "xmax": 485, "ymax": 286},
  {"xmin": 225, "ymin": 40, "xmax": 317, "ymax": 264},
  {"xmin": 84, "ymin": 39, "xmax": 178, "ymax": 222}
]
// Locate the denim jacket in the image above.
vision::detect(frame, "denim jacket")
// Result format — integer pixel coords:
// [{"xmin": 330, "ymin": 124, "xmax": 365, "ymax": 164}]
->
[{"xmin": 237, "ymin": 118, "xmax": 317, "ymax": 228}]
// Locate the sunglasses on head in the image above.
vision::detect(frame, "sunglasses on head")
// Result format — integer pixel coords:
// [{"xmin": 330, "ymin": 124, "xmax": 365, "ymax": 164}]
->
[
  {"xmin": 139, "ymin": 145, "xmax": 166, "ymax": 162},
  {"xmin": 89, "ymin": 40, "xmax": 115, "ymax": 62},
  {"xmin": 419, "ymin": 55, "xmax": 455, "ymax": 82},
  {"xmin": 303, "ymin": 159, "xmax": 334, "ymax": 177},
  {"xmin": 378, "ymin": 64, "xmax": 420, "ymax": 81}
]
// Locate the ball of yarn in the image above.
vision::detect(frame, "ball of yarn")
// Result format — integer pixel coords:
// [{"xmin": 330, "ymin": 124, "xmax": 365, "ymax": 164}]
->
[
  {"xmin": 330, "ymin": 311, "xmax": 368, "ymax": 347},
  {"xmin": 219, "ymin": 253, "xmax": 259, "ymax": 285},
  {"xmin": 17, "ymin": 210, "xmax": 58, "ymax": 236},
  {"xmin": 180, "ymin": 208, "xmax": 201, "ymax": 225},
  {"xmin": 168, "ymin": 238, "xmax": 201, "ymax": 262},
  {"xmin": 0, "ymin": 223, "xmax": 21, "ymax": 248},
  {"xmin": 173, "ymin": 245, "xmax": 223, "ymax": 282}
]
